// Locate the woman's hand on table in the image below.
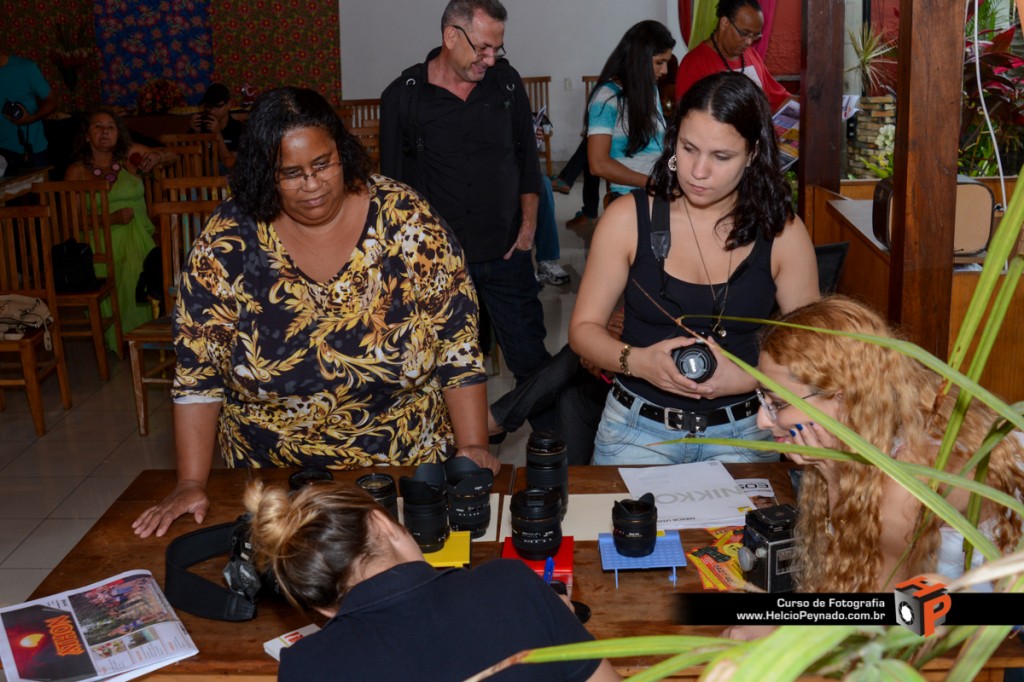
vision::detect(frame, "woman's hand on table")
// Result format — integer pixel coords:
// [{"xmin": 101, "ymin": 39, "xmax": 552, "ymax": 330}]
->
[
  {"xmin": 455, "ymin": 445, "xmax": 501, "ymax": 475},
  {"xmin": 132, "ymin": 480, "xmax": 210, "ymax": 538}
]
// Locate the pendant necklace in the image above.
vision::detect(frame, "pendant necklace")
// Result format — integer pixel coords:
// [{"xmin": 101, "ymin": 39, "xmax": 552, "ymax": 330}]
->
[
  {"xmin": 682, "ymin": 198, "xmax": 732, "ymax": 339},
  {"xmin": 88, "ymin": 160, "xmax": 121, "ymax": 184},
  {"xmin": 710, "ymin": 33, "xmax": 746, "ymax": 73}
]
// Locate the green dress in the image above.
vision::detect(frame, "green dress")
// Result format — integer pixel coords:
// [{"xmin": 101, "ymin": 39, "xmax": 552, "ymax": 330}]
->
[{"xmin": 103, "ymin": 168, "xmax": 157, "ymax": 344}]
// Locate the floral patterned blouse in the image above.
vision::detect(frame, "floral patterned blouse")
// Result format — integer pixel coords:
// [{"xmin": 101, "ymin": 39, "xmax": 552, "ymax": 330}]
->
[{"xmin": 172, "ymin": 175, "xmax": 485, "ymax": 468}]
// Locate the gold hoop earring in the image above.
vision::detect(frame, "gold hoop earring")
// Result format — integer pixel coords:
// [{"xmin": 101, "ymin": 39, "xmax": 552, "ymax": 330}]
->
[{"xmin": 668, "ymin": 155, "xmax": 677, "ymax": 172}]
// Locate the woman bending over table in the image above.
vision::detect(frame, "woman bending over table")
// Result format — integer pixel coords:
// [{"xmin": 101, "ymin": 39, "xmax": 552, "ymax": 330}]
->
[
  {"xmin": 569, "ymin": 71, "xmax": 818, "ymax": 466},
  {"xmin": 133, "ymin": 87, "xmax": 495, "ymax": 538},
  {"xmin": 244, "ymin": 480, "xmax": 620, "ymax": 681},
  {"xmin": 65, "ymin": 108, "xmax": 177, "ymax": 339}
]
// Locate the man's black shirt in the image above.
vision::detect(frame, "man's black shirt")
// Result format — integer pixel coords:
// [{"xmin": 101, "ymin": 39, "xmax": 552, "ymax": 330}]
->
[{"xmin": 381, "ymin": 48, "xmax": 541, "ymax": 263}]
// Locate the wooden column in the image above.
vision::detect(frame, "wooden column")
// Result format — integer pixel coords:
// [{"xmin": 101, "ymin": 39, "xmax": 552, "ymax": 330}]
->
[
  {"xmin": 797, "ymin": 0, "xmax": 844, "ymax": 220},
  {"xmin": 887, "ymin": 0, "xmax": 963, "ymax": 356}
]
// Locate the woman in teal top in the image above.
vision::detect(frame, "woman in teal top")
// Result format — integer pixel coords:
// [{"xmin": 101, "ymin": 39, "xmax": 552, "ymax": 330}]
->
[
  {"xmin": 66, "ymin": 108, "xmax": 177, "ymax": 341},
  {"xmin": 587, "ymin": 21, "xmax": 676, "ymax": 199}
]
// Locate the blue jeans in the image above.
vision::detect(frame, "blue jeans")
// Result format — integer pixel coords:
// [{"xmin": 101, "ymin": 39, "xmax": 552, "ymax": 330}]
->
[
  {"xmin": 535, "ymin": 175, "xmax": 559, "ymax": 262},
  {"xmin": 468, "ymin": 251, "xmax": 550, "ymax": 385},
  {"xmin": 592, "ymin": 382, "xmax": 777, "ymax": 465}
]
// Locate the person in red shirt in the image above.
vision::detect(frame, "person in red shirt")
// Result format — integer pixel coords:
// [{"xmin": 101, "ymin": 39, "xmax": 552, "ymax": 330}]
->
[{"xmin": 675, "ymin": 0, "xmax": 791, "ymax": 112}]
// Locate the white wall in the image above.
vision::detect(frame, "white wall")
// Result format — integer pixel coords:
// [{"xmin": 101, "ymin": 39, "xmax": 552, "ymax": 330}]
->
[{"xmin": 338, "ymin": 0, "xmax": 672, "ymax": 161}]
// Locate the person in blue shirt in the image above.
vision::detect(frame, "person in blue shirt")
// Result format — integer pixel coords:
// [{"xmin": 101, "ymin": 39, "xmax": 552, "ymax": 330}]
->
[{"xmin": 0, "ymin": 53, "xmax": 58, "ymax": 174}]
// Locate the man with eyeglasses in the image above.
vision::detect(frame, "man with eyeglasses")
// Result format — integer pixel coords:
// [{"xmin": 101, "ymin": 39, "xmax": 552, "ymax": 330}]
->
[
  {"xmin": 382, "ymin": 0, "xmax": 555, "ymax": 431},
  {"xmin": 675, "ymin": 0, "xmax": 792, "ymax": 111}
]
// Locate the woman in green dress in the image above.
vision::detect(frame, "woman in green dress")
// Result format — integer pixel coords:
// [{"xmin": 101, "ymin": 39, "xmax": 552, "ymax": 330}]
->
[{"xmin": 65, "ymin": 108, "xmax": 177, "ymax": 341}]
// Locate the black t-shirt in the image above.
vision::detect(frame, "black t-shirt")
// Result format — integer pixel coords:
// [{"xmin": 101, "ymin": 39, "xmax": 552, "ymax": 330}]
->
[
  {"xmin": 380, "ymin": 49, "xmax": 542, "ymax": 263},
  {"xmin": 221, "ymin": 115, "xmax": 244, "ymax": 152},
  {"xmin": 279, "ymin": 560, "xmax": 599, "ymax": 681}
]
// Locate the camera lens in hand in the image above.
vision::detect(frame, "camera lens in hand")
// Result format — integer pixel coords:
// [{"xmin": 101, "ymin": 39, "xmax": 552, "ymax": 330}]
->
[
  {"xmin": 510, "ymin": 488, "xmax": 562, "ymax": 561},
  {"xmin": 671, "ymin": 343, "xmax": 717, "ymax": 383},
  {"xmin": 612, "ymin": 492, "xmax": 658, "ymax": 557},
  {"xmin": 525, "ymin": 431, "xmax": 569, "ymax": 520},
  {"xmin": 356, "ymin": 473, "xmax": 399, "ymax": 520},
  {"xmin": 3, "ymin": 101, "xmax": 24, "ymax": 121},
  {"xmin": 443, "ymin": 457, "xmax": 493, "ymax": 538},
  {"xmin": 399, "ymin": 464, "xmax": 449, "ymax": 553}
]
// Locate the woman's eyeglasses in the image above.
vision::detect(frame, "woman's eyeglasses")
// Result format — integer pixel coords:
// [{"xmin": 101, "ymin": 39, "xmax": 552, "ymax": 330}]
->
[
  {"xmin": 277, "ymin": 161, "xmax": 342, "ymax": 190},
  {"xmin": 449, "ymin": 24, "xmax": 507, "ymax": 59},
  {"xmin": 755, "ymin": 387, "xmax": 819, "ymax": 423},
  {"xmin": 727, "ymin": 16, "xmax": 763, "ymax": 42}
]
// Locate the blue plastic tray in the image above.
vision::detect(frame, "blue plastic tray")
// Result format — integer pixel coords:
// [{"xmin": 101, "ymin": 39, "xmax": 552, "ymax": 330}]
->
[{"xmin": 598, "ymin": 531, "xmax": 687, "ymax": 588}]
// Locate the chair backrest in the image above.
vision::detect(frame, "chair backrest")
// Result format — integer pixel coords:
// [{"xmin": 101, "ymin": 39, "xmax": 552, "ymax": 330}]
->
[
  {"xmin": 0, "ymin": 205, "xmax": 56, "ymax": 303},
  {"xmin": 583, "ymin": 75, "xmax": 599, "ymax": 103},
  {"xmin": 36, "ymin": 179, "xmax": 115, "ymax": 276},
  {"xmin": 143, "ymin": 144, "xmax": 206, "ymax": 218},
  {"xmin": 157, "ymin": 175, "xmax": 232, "ymax": 203},
  {"xmin": 521, "ymin": 76, "xmax": 551, "ymax": 115},
  {"xmin": 159, "ymin": 133, "xmax": 221, "ymax": 177},
  {"xmin": 337, "ymin": 98, "xmax": 381, "ymax": 129},
  {"xmin": 814, "ymin": 241, "xmax": 850, "ymax": 295},
  {"xmin": 349, "ymin": 123, "xmax": 381, "ymax": 173},
  {"xmin": 150, "ymin": 198, "xmax": 225, "ymax": 314}
]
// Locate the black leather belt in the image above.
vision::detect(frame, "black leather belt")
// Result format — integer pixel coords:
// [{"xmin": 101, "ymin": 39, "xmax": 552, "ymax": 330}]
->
[{"xmin": 611, "ymin": 384, "xmax": 759, "ymax": 434}]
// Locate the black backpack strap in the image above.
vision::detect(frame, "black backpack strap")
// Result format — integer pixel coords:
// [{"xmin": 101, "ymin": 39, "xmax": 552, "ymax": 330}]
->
[{"xmin": 397, "ymin": 63, "xmax": 431, "ymax": 200}]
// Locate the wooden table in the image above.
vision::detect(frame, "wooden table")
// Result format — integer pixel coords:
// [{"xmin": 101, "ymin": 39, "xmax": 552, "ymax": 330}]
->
[
  {"xmin": 21, "ymin": 464, "xmax": 1024, "ymax": 680},
  {"xmin": 0, "ymin": 166, "xmax": 50, "ymax": 205}
]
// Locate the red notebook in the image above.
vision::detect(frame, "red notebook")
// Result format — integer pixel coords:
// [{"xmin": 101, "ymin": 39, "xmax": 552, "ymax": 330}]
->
[{"xmin": 500, "ymin": 536, "xmax": 574, "ymax": 596}]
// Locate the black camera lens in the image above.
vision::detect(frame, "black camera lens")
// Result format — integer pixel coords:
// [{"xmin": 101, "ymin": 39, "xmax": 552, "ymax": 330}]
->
[
  {"xmin": 399, "ymin": 464, "xmax": 449, "ymax": 553},
  {"xmin": 3, "ymin": 101, "xmax": 24, "ymax": 121},
  {"xmin": 510, "ymin": 488, "xmax": 562, "ymax": 561},
  {"xmin": 671, "ymin": 343, "xmax": 717, "ymax": 383},
  {"xmin": 356, "ymin": 473, "xmax": 399, "ymax": 520},
  {"xmin": 525, "ymin": 431, "xmax": 569, "ymax": 520},
  {"xmin": 443, "ymin": 457, "xmax": 493, "ymax": 538},
  {"xmin": 612, "ymin": 492, "xmax": 658, "ymax": 557},
  {"xmin": 288, "ymin": 466, "xmax": 333, "ymax": 491}
]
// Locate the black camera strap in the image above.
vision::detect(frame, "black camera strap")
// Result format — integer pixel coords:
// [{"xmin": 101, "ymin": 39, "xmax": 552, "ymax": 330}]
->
[{"xmin": 164, "ymin": 522, "xmax": 258, "ymax": 622}]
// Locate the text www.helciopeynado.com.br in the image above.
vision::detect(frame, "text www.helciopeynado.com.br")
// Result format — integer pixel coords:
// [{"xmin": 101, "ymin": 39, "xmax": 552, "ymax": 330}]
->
[{"xmin": 678, "ymin": 594, "xmax": 894, "ymax": 626}]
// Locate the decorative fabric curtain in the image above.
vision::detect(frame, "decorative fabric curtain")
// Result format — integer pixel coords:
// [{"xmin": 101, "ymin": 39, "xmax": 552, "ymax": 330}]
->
[
  {"xmin": 94, "ymin": 0, "xmax": 213, "ymax": 109},
  {"xmin": 678, "ymin": 0, "xmax": 777, "ymax": 55}
]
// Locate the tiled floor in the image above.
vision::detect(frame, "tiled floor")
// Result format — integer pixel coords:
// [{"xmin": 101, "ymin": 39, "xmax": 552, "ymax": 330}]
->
[{"xmin": 0, "ymin": 173, "xmax": 593, "ymax": 608}]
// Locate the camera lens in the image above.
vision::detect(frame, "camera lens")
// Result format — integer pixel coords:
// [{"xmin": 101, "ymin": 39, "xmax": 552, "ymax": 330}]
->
[
  {"xmin": 525, "ymin": 431, "xmax": 569, "ymax": 520},
  {"xmin": 356, "ymin": 473, "xmax": 399, "ymax": 520},
  {"xmin": 3, "ymin": 101, "xmax": 24, "ymax": 121},
  {"xmin": 510, "ymin": 488, "xmax": 562, "ymax": 561},
  {"xmin": 612, "ymin": 492, "xmax": 658, "ymax": 557},
  {"xmin": 288, "ymin": 466, "xmax": 333, "ymax": 491},
  {"xmin": 443, "ymin": 457, "xmax": 493, "ymax": 538},
  {"xmin": 671, "ymin": 343, "xmax": 717, "ymax": 383},
  {"xmin": 399, "ymin": 465, "xmax": 449, "ymax": 553}
]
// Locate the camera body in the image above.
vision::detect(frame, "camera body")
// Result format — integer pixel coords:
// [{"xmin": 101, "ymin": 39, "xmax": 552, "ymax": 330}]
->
[
  {"xmin": 3, "ymin": 101, "xmax": 25, "ymax": 121},
  {"xmin": 671, "ymin": 342, "xmax": 717, "ymax": 383},
  {"xmin": 737, "ymin": 504, "xmax": 797, "ymax": 593}
]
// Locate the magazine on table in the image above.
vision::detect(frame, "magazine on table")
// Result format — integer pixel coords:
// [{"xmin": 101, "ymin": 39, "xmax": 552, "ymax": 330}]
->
[
  {"xmin": 0, "ymin": 569, "xmax": 198, "ymax": 682},
  {"xmin": 772, "ymin": 99, "xmax": 800, "ymax": 171}
]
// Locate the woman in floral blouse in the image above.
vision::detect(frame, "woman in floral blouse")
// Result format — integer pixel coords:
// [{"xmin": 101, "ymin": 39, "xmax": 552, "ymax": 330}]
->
[{"xmin": 134, "ymin": 87, "xmax": 495, "ymax": 538}]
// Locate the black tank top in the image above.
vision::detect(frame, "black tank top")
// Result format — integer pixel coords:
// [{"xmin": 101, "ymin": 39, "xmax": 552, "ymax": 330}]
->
[{"xmin": 620, "ymin": 189, "xmax": 777, "ymax": 412}]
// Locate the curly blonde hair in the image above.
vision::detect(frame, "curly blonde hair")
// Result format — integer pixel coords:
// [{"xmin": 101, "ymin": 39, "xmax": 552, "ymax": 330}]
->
[
  {"xmin": 243, "ymin": 481, "xmax": 383, "ymax": 615},
  {"xmin": 760, "ymin": 296, "xmax": 1024, "ymax": 591}
]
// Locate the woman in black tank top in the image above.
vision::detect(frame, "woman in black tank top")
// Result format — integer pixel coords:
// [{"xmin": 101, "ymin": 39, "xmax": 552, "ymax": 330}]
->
[{"xmin": 569, "ymin": 71, "xmax": 819, "ymax": 465}]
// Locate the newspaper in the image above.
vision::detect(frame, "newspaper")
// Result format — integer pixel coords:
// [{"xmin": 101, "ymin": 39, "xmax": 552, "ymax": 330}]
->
[
  {"xmin": 0, "ymin": 570, "xmax": 198, "ymax": 682},
  {"xmin": 773, "ymin": 99, "xmax": 801, "ymax": 171}
]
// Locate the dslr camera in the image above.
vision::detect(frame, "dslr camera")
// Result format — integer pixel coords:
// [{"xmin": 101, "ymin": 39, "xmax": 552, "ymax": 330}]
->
[
  {"xmin": 736, "ymin": 504, "xmax": 797, "ymax": 593},
  {"xmin": 3, "ymin": 101, "xmax": 25, "ymax": 121}
]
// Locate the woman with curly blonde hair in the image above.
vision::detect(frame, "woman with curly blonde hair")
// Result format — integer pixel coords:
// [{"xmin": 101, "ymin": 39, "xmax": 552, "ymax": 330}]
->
[
  {"xmin": 756, "ymin": 296, "xmax": 1024, "ymax": 592},
  {"xmin": 242, "ymin": 480, "xmax": 619, "ymax": 682}
]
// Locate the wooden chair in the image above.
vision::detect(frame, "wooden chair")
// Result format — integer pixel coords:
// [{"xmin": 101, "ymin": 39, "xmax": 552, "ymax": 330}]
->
[
  {"xmin": 349, "ymin": 121, "xmax": 381, "ymax": 174},
  {"xmin": 126, "ymin": 197, "xmax": 223, "ymax": 435},
  {"xmin": 37, "ymin": 179, "xmax": 124, "ymax": 381},
  {"xmin": 337, "ymin": 98, "xmax": 381, "ymax": 129},
  {"xmin": 521, "ymin": 76, "xmax": 553, "ymax": 176},
  {"xmin": 583, "ymin": 75, "xmax": 599, "ymax": 102},
  {"xmin": 0, "ymin": 205, "xmax": 72, "ymax": 435},
  {"xmin": 156, "ymin": 175, "xmax": 231, "ymax": 203},
  {"xmin": 142, "ymin": 144, "xmax": 205, "ymax": 220},
  {"xmin": 159, "ymin": 133, "xmax": 221, "ymax": 177}
]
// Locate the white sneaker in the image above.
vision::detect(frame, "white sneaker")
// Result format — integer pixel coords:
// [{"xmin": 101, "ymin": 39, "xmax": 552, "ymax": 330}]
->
[{"xmin": 537, "ymin": 261, "xmax": 570, "ymax": 286}]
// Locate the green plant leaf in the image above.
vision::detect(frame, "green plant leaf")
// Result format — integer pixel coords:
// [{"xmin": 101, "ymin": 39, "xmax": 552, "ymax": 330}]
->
[{"xmin": 712, "ymin": 626, "xmax": 855, "ymax": 682}]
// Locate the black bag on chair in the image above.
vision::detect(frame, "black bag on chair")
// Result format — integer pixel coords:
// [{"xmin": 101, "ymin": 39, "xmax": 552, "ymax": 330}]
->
[
  {"xmin": 51, "ymin": 238, "xmax": 99, "ymax": 292},
  {"xmin": 136, "ymin": 246, "xmax": 164, "ymax": 311}
]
